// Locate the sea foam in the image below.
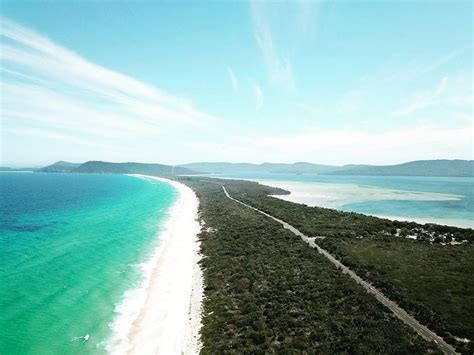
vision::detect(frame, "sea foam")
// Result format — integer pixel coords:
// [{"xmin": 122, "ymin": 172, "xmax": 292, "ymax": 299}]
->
[{"xmin": 104, "ymin": 186, "xmax": 180, "ymax": 354}]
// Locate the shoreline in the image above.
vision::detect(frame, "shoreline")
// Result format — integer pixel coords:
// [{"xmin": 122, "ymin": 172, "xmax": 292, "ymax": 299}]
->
[
  {"xmin": 365, "ymin": 214, "xmax": 474, "ymax": 229},
  {"xmin": 108, "ymin": 174, "xmax": 202, "ymax": 354},
  {"xmin": 270, "ymin": 194, "xmax": 473, "ymax": 229},
  {"xmin": 255, "ymin": 180, "xmax": 472, "ymax": 229}
]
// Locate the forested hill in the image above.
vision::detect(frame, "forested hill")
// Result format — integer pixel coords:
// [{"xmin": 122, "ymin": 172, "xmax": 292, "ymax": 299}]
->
[
  {"xmin": 36, "ymin": 161, "xmax": 197, "ymax": 175},
  {"xmin": 180, "ymin": 160, "xmax": 474, "ymax": 177},
  {"xmin": 36, "ymin": 161, "xmax": 81, "ymax": 173},
  {"xmin": 72, "ymin": 161, "xmax": 196, "ymax": 175},
  {"xmin": 330, "ymin": 160, "xmax": 474, "ymax": 177}
]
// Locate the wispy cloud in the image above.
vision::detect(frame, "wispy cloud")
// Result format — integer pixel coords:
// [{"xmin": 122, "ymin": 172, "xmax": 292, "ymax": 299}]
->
[
  {"xmin": 0, "ymin": 17, "xmax": 218, "ymax": 152},
  {"xmin": 420, "ymin": 49, "xmax": 463, "ymax": 75},
  {"xmin": 394, "ymin": 75, "xmax": 471, "ymax": 117},
  {"xmin": 394, "ymin": 77, "xmax": 448, "ymax": 116},
  {"xmin": 249, "ymin": 1, "xmax": 295, "ymax": 89},
  {"xmin": 226, "ymin": 66, "xmax": 239, "ymax": 92},
  {"xmin": 250, "ymin": 79, "xmax": 264, "ymax": 110},
  {"xmin": 3, "ymin": 126, "xmax": 104, "ymax": 146}
]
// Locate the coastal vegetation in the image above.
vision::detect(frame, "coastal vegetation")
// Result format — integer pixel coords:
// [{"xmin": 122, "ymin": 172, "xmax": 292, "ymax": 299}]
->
[
  {"xmin": 36, "ymin": 161, "xmax": 81, "ymax": 173},
  {"xmin": 220, "ymin": 178, "xmax": 474, "ymax": 353},
  {"xmin": 180, "ymin": 177, "xmax": 440, "ymax": 353}
]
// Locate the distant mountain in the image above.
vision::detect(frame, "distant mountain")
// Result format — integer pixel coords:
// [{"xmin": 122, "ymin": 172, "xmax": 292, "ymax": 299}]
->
[
  {"xmin": 179, "ymin": 162, "xmax": 340, "ymax": 174},
  {"xmin": 37, "ymin": 161, "xmax": 81, "ymax": 173},
  {"xmin": 181, "ymin": 160, "xmax": 474, "ymax": 177},
  {"xmin": 327, "ymin": 160, "xmax": 474, "ymax": 177},
  {"xmin": 72, "ymin": 161, "xmax": 197, "ymax": 176},
  {"xmin": 36, "ymin": 159, "xmax": 473, "ymax": 177}
]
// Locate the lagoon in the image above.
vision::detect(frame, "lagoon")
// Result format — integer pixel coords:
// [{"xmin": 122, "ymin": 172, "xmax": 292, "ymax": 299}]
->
[{"xmin": 209, "ymin": 173, "xmax": 474, "ymax": 228}]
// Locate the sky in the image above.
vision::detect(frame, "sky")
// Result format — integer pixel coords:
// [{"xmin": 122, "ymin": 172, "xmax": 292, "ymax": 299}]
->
[{"xmin": 0, "ymin": 0, "xmax": 472, "ymax": 167}]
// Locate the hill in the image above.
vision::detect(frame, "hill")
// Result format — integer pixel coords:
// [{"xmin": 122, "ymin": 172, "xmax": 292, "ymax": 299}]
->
[
  {"xmin": 181, "ymin": 160, "xmax": 474, "ymax": 177},
  {"xmin": 330, "ymin": 159, "xmax": 474, "ymax": 177},
  {"xmin": 36, "ymin": 159, "xmax": 474, "ymax": 177},
  {"xmin": 37, "ymin": 161, "xmax": 81, "ymax": 173},
  {"xmin": 72, "ymin": 161, "xmax": 197, "ymax": 176},
  {"xmin": 180, "ymin": 162, "xmax": 340, "ymax": 174}
]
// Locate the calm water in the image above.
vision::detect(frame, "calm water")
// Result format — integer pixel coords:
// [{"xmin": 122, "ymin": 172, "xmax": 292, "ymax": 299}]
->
[
  {"xmin": 211, "ymin": 173, "xmax": 474, "ymax": 228},
  {"xmin": 0, "ymin": 173, "xmax": 177, "ymax": 353}
]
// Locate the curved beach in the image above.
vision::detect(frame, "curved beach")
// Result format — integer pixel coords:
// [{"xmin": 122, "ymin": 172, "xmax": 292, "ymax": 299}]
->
[{"xmin": 115, "ymin": 175, "xmax": 202, "ymax": 354}]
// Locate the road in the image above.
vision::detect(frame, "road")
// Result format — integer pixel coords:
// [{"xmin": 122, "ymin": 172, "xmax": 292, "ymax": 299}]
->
[{"xmin": 222, "ymin": 185, "xmax": 457, "ymax": 355}]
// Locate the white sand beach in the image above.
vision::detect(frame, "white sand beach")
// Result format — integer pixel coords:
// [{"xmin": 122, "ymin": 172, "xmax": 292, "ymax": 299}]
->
[
  {"xmin": 109, "ymin": 175, "xmax": 202, "ymax": 354},
  {"xmin": 371, "ymin": 214, "xmax": 474, "ymax": 229}
]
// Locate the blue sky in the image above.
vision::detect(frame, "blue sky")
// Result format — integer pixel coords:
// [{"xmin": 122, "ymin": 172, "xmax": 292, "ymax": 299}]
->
[{"xmin": 1, "ymin": 0, "xmax": 472, "ymax": 166}]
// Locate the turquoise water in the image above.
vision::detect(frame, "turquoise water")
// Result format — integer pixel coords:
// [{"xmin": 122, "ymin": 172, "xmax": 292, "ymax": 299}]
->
[
  {"xmin": 211, "ymin": 173, "xmax": 473, "ymax": 228},
  {"xmin": 0, "ymin": 173, "xmax": 177, "ymax": 354}
]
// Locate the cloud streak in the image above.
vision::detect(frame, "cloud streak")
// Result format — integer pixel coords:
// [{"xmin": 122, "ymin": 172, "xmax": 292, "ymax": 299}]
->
[
  {"xmin": 420, "ymin": 49, "xmax": 463, "ymax": 75},
  {"xmin": 0, "ymin": 17, "xmax": 218, "ymax": 153},
  {"xmin": 250, "ymin": 80, "xmax": 264, "ymax": 110},
  {"xmin": 394, "ymin": 75, "xmax": 471, "ymax": 116},
  {"xmin": 394, "ymin": 77, "xmax": 448, "ymax": 116},
  {"xmin": 226, "ymin": 66, "xmax": 239, "ymax": 92},
  {"xmin": 249, "ymin": 1, "xmax": 295, "ymax": 88}
]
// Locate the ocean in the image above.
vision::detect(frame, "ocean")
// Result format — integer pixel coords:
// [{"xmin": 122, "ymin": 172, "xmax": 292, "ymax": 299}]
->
[
  {"xmin": 211, "ymin": 173, "xmax": 474, "ymax": 228},
  {"xmin": 0, "ymin": 172, "xmax": 177, "ymax": 353}
]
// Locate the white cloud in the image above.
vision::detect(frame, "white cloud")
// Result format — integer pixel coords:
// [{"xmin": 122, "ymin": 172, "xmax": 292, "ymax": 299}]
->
[
  {"xmin": 182, "ymin": 123, "xmax": 472, "ymax": 165},
  {"xmin": 0, "ymin": 17, "xmax": 219, "ymax": 156},
  {"xmin": 457, "ymin": 113, "xmax": 474, "ymax": 124},
  {"xmin": 226, "ymin": 66, "xmax": 239, "ymax": 92},
  {"xmin": 250, "ymin": 80, "xmax": 264, "ymax": 110},
  {"xmin": 4, "ymin": 126, "xmax": 105, "ymax": 146},
  {"xmin": 248, "ymin": 125, "xmax": 473, "ymax": 164},
  {"xmin": 394, "ymin": 74, "xmax": 472, "ymax": 117},
  {"xmin": 420, "ymin": 49, "xmax": 462, "ymax": 75},
  {"xmin": 249, "ymin": 1, "xmax": 295, "ymax": 88},
  {"xmin": 394, "ymin": 77, "xmax": 448, "ymax": 116}
]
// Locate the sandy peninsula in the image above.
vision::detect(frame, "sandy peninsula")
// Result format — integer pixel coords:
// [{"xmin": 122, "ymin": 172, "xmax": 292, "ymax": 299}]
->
[{"xmin": 109, "ymin": 174, "xmax": 203, "ymax": 354}]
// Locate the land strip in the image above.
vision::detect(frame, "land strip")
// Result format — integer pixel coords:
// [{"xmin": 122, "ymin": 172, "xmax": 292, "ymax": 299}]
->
[
  {"xmin": 222, "ymin": 185, "xmax": 457, "ymax": 355},
  {"xmin": 178, "ymin": 178, "xmax": 440, "ymax": 353}
]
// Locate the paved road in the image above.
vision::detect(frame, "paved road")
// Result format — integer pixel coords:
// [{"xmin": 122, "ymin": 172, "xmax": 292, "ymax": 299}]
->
[{"xmin": 222, "ymin": 186, "xmax": 457, "ymax": 355}]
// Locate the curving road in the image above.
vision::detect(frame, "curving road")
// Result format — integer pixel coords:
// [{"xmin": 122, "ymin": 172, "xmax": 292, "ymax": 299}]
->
[{"xmin": 222, "ymin": 185, "xmax": 457, "ymax": 355}]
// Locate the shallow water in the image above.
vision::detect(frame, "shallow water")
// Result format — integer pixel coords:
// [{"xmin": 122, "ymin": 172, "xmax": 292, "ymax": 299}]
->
[
  {"xmin": 211, "ymin": 173, "xmax": 474, "ymax": 228},
  {"xmin": 0, "ymin": 172, "xmax": 177, "ymax": 353}
]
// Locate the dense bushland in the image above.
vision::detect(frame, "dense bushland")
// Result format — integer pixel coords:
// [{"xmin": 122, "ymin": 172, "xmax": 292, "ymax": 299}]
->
[
  {"xmin": 215, "ymin": 178, "xmax": 473, "ymax": 353},
  {"xmin": 180, "ymin": 177, "xmax": 439, "ymax": 354}
]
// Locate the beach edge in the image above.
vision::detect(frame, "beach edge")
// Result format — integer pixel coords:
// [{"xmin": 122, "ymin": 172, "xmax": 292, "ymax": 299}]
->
[{"xmin": 125, "ymin": 174, "xmax": 203, "ymax": 354}]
